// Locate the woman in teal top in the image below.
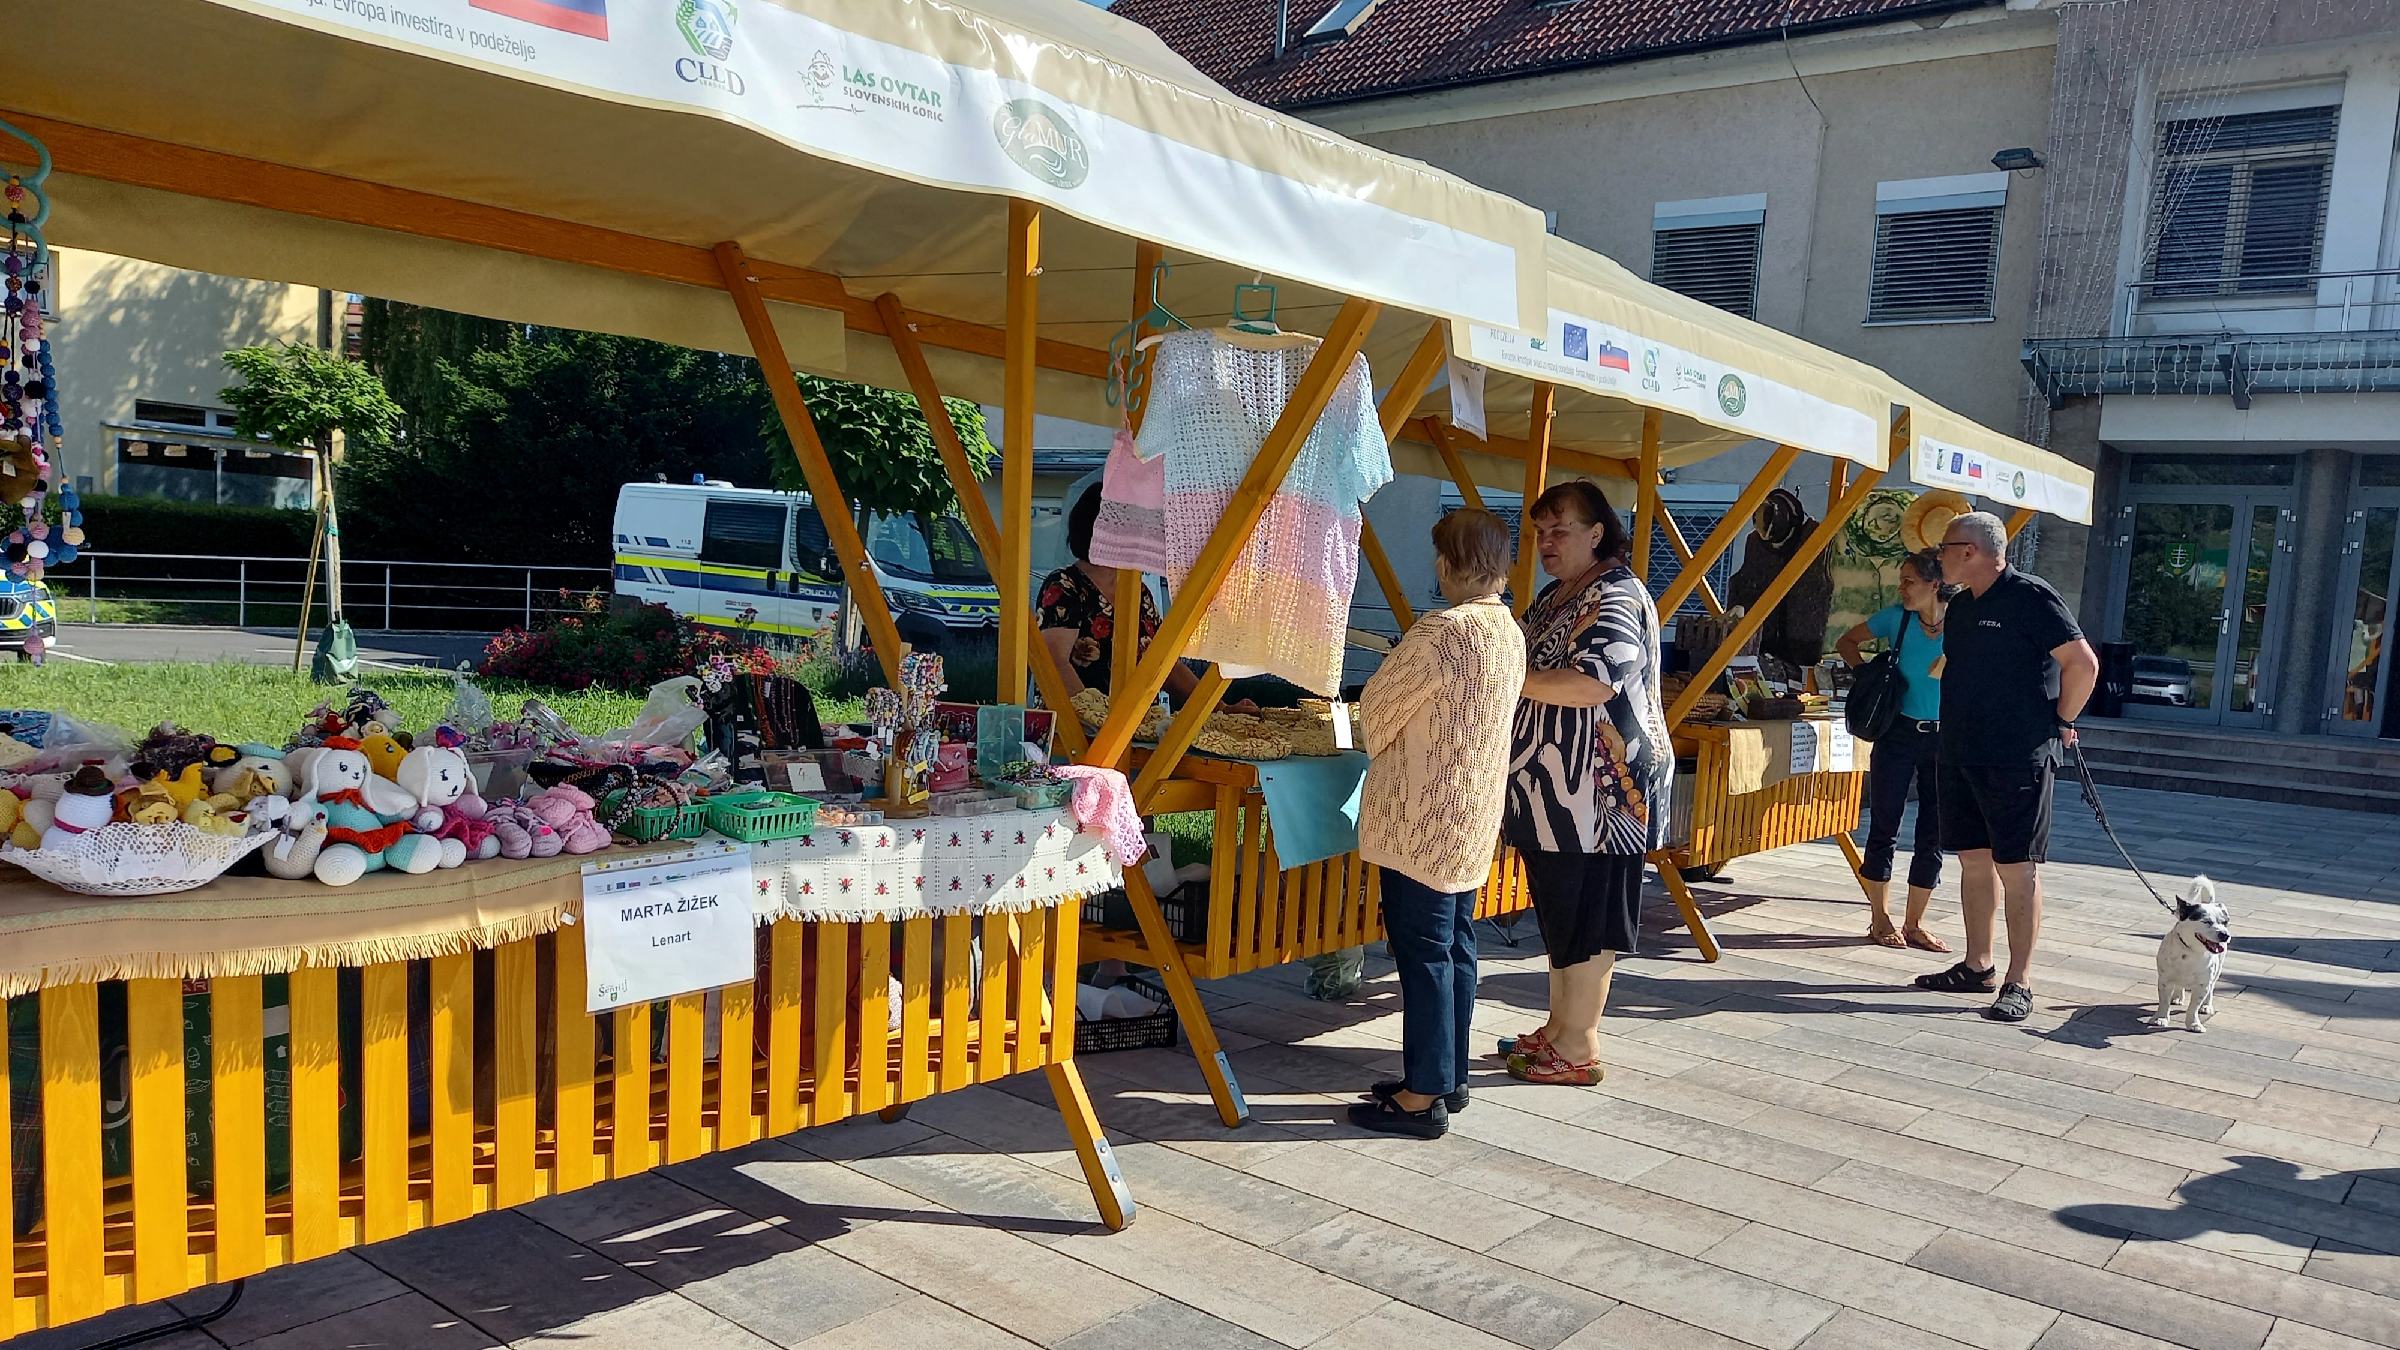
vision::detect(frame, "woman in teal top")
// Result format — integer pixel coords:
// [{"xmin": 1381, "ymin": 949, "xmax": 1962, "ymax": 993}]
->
[{"xmin": 1836, "ymin": 549, "xmax": 1951, "ymax": 951}]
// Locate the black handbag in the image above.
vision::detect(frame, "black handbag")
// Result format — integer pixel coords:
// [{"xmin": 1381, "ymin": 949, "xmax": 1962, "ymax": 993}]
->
[{"xmin": 1844, "ymin": 618, "xmax": 1910, "ymax": 741}]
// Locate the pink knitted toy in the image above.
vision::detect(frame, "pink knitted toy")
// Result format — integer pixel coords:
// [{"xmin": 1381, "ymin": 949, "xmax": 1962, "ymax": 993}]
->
[
  {"xmin": 527, "ymin": 784, "xmax": 610, "ymax": 855},
  {"xmin": 436, "ymin": 789, "xmax": 503, "ymax": 861},
  {"xmin": 484, "ymin": 799, "xmax": 560, "ymax": 860}
]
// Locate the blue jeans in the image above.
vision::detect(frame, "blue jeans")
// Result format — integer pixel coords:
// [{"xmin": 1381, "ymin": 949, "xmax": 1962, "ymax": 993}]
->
[{"xmin": 1379, "ymin": 870, "xmax": 1478, "ymax": 1098}]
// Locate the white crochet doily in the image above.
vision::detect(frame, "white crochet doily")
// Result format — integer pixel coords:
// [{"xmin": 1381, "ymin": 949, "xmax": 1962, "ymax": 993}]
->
[{"xmin": 0, "ymin": 823, "xmax": 277, "ymax": 895}]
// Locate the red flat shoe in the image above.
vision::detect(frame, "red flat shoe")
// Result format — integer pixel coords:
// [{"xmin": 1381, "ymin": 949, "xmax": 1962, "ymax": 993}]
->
[{"xmin": 1506, "ymin": 1048, "xmax": 1603, "ymax": 1086}]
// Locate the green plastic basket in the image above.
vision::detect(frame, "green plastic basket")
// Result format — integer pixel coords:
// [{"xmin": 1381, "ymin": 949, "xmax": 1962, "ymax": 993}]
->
[
  {"xmin": 603, "ymin": 792, "xmax": 710, "ymax": 843},
  {"xmin": 705, "ymin": 790, "xmax": 821, "ymax": 843}
]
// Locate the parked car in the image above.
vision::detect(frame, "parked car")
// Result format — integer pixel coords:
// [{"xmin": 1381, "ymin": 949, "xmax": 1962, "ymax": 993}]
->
[
  {"xmin": 0, "ymin": 574, "xmax": 56, "ymax": 654},
  {"xmin": 2128, "ymin": 654, "xmax": 2193, "ymax": 707}
]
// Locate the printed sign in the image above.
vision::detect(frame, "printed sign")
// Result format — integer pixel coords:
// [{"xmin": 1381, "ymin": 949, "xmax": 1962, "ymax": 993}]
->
[
  {"xmin": 1461, "ymin": 308, "xmax": 1880, "ymax": 466},
  {"xmin": 1914, "ymin": 434, "xmax": 2092, "ymax": 522},
  {"xmin": 581, "ymin": 845, "xmax": 757, "ymax": 1013},
  {"xmin": 1788, "ymin": 721, "xmax": 1820, "ymax": 777},
  {"xmin": 219, "ymin": 0, "xmax": 1529, "ymax": 329},
  {"xmin": 1826, "ymin": 722, "xmax": 1855, "ymax": 773}
]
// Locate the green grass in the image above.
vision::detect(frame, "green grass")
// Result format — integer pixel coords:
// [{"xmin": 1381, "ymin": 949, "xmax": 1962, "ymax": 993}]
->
[{"xmin": 0, "ymin": 662, "xmax": 652, "ymax": 744}]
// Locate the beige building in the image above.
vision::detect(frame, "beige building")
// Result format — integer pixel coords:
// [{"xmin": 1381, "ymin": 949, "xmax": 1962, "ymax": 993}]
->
[{"xmin": 43, "ymin": 245, "xmax": 324, "ymax": 505}]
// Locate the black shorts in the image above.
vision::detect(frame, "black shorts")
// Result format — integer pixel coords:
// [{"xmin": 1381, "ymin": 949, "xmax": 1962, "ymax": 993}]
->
[
  {"xmin": 1937, "ymin": 760, "xmax": 2054, "ymax": 865},
  {"xmin": 1520, "ymin": 850, "xmax": 1646, "ymax": 968}
]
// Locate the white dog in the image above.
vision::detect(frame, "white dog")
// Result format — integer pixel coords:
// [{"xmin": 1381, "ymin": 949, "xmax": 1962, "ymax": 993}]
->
[{"xmin": 2151, "ymin": 876, "xmax": 2231, "ymax": 1033}]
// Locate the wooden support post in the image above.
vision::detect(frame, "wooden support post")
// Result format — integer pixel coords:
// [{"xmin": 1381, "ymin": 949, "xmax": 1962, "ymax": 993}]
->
[
  {"xmin": 1657, "ymin": 444, "xmax": 1802, "ymax": 618},
  {"xmin": 1827, "ymin": 459, "xmax": 1849, "ymax": 520},
  {"xmin": 1634, "ymin": 409, "xmax": 1661, "ymax": 581},
  {"xmin": 1512, "ymin": 383, "xmax": 1555, "ymax": 615},
  {"xmin": 715, "ymin": 241, "xmax": 905, "ymax": 685},
  {"xmin": 1655, "ymin": 490, "xmax": 1725, "ymax": 616},
  {"xmin": 1655, "ymin": 865, "xmax": 1723, "ymax": 963},
  {"xmin": 1083, "ymin": 297, "xmax": 1382, "ymax": 766},
  {"xmin": 1358, "ymin": 518, "xmax": 1415, "ymax": 632},
  {"xmin": 876, "ymin": 291, "xmax": 1088, "ymax": 755},
  {"xmin": 1116, "ymin": 241, "xmax": 1167, "ymax": 691},
  {"xmin": 1425, "ymin": 419, "xmax": 1486, "ymax": 511},
  {"xmin": 1668, "ymin": 468, "xmax": 1887, "ymax": 730},
  {"xmin": 1133, "ymin": 669, "xmax": 1230, "ymax": 811},
  {"xmin": 999, "ymin": 200, "xmax": 1042, "ymax": 706},
  {"xmin": 2004, "ymin": 506, "xmax": 2035, "ymax": 539},
  {"xmin": 1048, "ymin": 1060, "xmax": 1135, "ymax": 1229},
  {"xmin": 1835, "ymin": 832, "xmax": 1877, "ymax": 903}
]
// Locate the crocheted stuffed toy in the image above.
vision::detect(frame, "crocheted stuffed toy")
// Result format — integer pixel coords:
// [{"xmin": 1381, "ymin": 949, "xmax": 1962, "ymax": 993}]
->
[
  {"xmin": 294, "ymin": 739, "xmax": 443, "ymax": 884},
  {"xmin": 526, "ymin": 783, "xmax": 610, "ymax": 855},
  {"xmin": 393, "ymin": 744, "xmax": 477, "ymax": 870}
]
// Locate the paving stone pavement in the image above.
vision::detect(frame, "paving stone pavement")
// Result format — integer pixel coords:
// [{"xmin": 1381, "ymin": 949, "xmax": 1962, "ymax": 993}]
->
[{"xmin": 8, "ymin": 783, "xmax": 2399, "ymax": 1350}]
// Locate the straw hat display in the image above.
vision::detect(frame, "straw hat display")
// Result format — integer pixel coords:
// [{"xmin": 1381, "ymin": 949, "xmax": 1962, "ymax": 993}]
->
[{"xmin": 1899, "ymin": 489, "xmax": 1976, "ymax": 553}]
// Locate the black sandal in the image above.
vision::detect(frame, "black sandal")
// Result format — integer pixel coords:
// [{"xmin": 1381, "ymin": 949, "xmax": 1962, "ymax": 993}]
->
[
  {"xmin": 1913, "ymin": 961, "xmax": 1998, "ymax": 994},
  {"xmin": 1346, "ymin": 1093, "xmax": 1448, "ymax": 1139},
  {"xmin": 1984, "ymin": 983, "xmax": 2034, "ymax": 1023},
  {"xmin": 1368, "ymin": 1080, "xmax": 1469, "ymax": 1114}
]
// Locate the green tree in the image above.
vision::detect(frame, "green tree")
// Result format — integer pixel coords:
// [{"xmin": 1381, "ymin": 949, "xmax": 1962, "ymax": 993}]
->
[
  {"xmin": 357, "ymin": 299, "xmax": 514, "ymax": 437},
  {"xmin": 220, "ymin": 342, "xmax": 403, "ymax": 452},
  {"xmin": 767, "ymin": 376, "xmax": 994, "ymax": 520},
  {"xmin": 338, "ymin": 329, "xmax": 771, "ymax": 563}
]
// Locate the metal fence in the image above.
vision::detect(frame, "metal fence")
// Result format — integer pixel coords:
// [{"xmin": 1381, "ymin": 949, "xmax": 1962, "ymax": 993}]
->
[{"xmin": 62, "ymin": 552, "xmax": 614, "ymax": 632}]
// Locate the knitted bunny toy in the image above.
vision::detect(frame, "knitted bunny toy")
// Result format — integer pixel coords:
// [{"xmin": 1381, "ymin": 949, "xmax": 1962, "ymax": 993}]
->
[
  {"xmin": 393, "ymin": 743, "xmax": 476, "ymax": 871},
  {"xmin": 295, "ymin": 739, "xmax": 443, "ymax": 884}
]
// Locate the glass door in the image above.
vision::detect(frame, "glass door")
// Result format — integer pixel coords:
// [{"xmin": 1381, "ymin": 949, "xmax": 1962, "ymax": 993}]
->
[
  {"xmin": 2120, "ymin": 501, "xmax": 2237, "ymax": 722},
  {"xmin": 2329, "ymin": 499, "xmax": 2400, "ymax": 738},
  {"xmin": 2113, "ymin": 493, "xmax": 2293, "ymax": 727}
]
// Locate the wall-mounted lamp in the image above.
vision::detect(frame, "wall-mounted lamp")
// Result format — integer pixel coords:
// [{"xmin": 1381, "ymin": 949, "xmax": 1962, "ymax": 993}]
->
[{"xmin": 1991, "ymin": 147, "xmax": 2045, "ymax": 172}]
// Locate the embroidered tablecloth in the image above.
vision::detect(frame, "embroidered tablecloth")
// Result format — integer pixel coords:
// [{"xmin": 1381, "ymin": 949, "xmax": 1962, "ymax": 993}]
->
[{"xmin": 750, "ymin": 807, "xmax": 1121, "ymax": 923}]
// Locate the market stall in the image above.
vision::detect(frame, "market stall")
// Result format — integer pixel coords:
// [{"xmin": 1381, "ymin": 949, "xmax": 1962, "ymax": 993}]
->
[{"xmin": 0, "ymin": 0, "xmax": 1555, "ymax": 1335}]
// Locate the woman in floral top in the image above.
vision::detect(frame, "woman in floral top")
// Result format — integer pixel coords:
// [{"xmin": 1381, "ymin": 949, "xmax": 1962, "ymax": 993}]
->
[
  {"xmin": 1502, "ymin": 481, "xmax": 1672, "ymax": 1087},
  {"xmin": 1038, "ymin": 486, "xmax": 1240, "ymax": 709}
]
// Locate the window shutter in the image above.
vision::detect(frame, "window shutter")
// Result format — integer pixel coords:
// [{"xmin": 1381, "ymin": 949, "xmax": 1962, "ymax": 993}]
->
[
  {"xmin": 1867, "ymin": 206, "xmax": 2003, "ymax": 323},
  {"xmin": 2144, "ymin": 104, "xmax": 2336, "ymax": 297},
  {"xmin": 1651, "ymin": 223, "xmax": 1762, "ymax": 319}
]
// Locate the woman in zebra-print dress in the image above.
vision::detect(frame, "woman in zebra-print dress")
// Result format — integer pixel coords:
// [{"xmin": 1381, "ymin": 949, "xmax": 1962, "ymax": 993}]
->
[{"xmin": 1501, "ymin": 482, "xmax": 1671, "ymax": 1087}]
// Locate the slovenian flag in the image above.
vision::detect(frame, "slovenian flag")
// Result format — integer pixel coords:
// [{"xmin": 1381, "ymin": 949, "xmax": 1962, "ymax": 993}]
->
[
  {"xmin": 471, "ymin": 0, "xmax": 608, "ymax": 38},
  {"xmin": 1595, "ymin": 342, "xmax": 1632, "ymax": 371}
]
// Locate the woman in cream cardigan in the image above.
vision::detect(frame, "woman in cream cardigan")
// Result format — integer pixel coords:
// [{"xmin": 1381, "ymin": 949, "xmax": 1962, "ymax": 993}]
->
[{"xmin": 1348, "ymin": 509, "xmax": 1526, "ymax": 1138}]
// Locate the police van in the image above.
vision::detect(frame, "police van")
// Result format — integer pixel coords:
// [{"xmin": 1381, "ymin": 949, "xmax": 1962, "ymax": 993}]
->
[{"xmin": 612, "ymin": 482, "xmax": 999, "ymax": 649}]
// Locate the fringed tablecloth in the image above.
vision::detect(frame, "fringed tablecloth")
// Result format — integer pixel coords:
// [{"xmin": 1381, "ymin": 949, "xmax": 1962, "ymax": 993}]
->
[
  {"xmin": 752, "ymin": 808, "xmax": 1119, "ymax": 923},
  {"xmin": 0, "ymin": 806, "xmax": 1120, "ymax": 995}
]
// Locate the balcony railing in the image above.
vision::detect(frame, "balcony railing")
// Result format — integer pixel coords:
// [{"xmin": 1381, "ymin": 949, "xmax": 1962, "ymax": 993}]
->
[{"xmin": 2024, "ymin": 267, "xmax": 2400, "ymax": 408}]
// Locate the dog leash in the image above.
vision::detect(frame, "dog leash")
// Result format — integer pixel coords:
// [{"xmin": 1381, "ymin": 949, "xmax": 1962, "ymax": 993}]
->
[{"xmin": 2066, "ymin": 743, "xmax": 2176, "ymax": 914}]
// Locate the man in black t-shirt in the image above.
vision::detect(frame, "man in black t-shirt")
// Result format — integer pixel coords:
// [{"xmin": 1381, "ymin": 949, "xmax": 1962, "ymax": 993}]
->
[{"xmin": 1914, "ymin": 511, "xmax": 2098, "ymax": 1024}]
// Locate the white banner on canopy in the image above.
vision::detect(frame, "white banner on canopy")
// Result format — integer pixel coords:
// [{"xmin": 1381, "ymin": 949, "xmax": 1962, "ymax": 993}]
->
[
  {"xmin": 209, "ymin": 0, "xmax": 1533, "ymax": 329},
  {"xmin": 1460, "ymin": 309, "xmax": 1882, "ymax": 466},
  {"xmin": 1914, "ymin": 433, "xmax": 2094, "ymax": 523}
]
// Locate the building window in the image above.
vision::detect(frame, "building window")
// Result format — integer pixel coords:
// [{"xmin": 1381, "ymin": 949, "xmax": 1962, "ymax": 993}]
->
[
  {"xmin": 1301, "ymin": 0, "xmax": 1379, "ymax": 42},
  {"xmin": 1652, "ymin": 196, "xmax": 1764, "ymax": 320},
  {"xmin": 1868, "ymin": 173, "xmax": 2007, "ymax": 324},
  {"xmin": 2143, "ymin": 104, "xmax": 2337, "ymax": 299},
  {"xmin": 700, "ymin": 499, "xmax": 786, "ymax": 571},
  {"xmin": 133, "ymin": 400, "xmax": 243, "ymax": 432}
]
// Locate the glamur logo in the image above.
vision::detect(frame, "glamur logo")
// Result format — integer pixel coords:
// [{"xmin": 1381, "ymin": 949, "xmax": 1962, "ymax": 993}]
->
[{"xmin": 993, "ymin": 99, "xmax": 1089, "ymax": 189}]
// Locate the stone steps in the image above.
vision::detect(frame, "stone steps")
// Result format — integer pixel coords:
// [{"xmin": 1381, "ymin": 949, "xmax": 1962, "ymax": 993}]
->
[{"xmin": 2074, "ymin": 721, "xmax": 2400, "ymax": 815}]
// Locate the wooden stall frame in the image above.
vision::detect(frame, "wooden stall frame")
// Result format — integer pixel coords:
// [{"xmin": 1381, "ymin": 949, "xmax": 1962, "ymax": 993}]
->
[{"xmin": 0, "ymin": 113, "xmax": 1302, "ymax": 1338}]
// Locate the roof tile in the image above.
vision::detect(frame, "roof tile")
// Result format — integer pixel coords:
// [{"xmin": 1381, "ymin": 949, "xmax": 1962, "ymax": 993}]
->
[{"xmin": 1109, "ymin": 0, "xmax": 1994, "ymax": 109}]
